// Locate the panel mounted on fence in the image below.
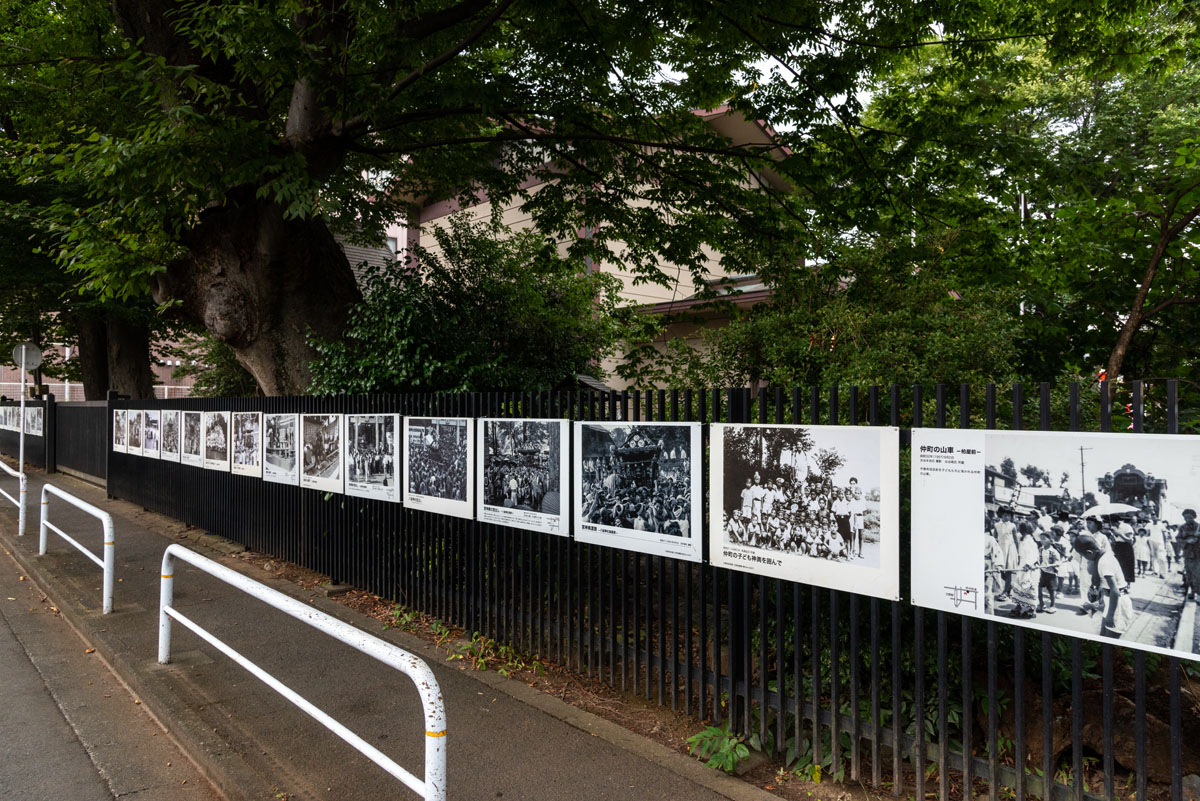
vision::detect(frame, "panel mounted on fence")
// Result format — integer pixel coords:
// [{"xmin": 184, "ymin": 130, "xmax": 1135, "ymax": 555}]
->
[
  {"xmin": 477, "ymin": 418, "xmax": 569, "ymax": 537},
  {"xmin": 344, "ymin": 413, "xmax": 399, "ymax": 502},
  {"xmin": 112, "ymin": 409, "xmax": 128, "ymax": 454},
  {"xmin": 573, "ymin": 420, "xmax": 703, "ymax": 562},
  {"xmin": 912, "ymin": 427, "xmax": 1200, "ymax": 660},
  {"xmin": 160, "ymin": 410, "xmax": 181, "ymax": 462},
  {"xmin": 301, "ymin": 413, "xmax": 343, "ymax": 493},
  {"xmin": 231, "ymin": 411, "xmax": 263, "ymax": 478},
  {"xmin": 263, "ymin": 413, "xmax": 299, "ymax": 485},
  {"xmin": 403, "ymin": 416, "xmax": 474, "ymax": 518},
  {"xmin": 180, "ymin": 411, "xmax": 203, "ymax": 467},
  {"xmin": 23, "ymin": 406, "xmax": 43, "ymax": 437},
  {"xmin": 709, "ymin": 423, "xmax": 902, "ymax": 600},
  {"xmin": 202, "ymin": 411, "xmax": 231, "ymax": 471},
  {"xmin": 128, "ymin": 410, "xmax": 143, "ymax": 452},
  {"xmin": 142, "ymin": 410, "xmax": 161, "ymax": 459}
]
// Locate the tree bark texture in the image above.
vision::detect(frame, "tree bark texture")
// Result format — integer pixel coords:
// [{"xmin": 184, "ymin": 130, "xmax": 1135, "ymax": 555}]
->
[
  {"xmin": 105, "ymin": 316, "xmax": 156, "ymax": 399},
  {"xmin": 151, "ymin": 193, "xmax": 361, "ymax": 396},
  {"xmin": 72, "ymin": 315, "xmax": 110, "ymax": 400}
]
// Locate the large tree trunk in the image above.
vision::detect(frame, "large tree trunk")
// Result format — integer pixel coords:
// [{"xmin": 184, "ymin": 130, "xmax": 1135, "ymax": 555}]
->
[
  {"xmin": 73, "ymin": 315, "xmax": 110, "ymax": 400},
  {"xmin": 105, "ymin": 316, "xmax": 157, "ymax": 399},
  {"xmin": 151, "ymin": 191, "xmax": 361, "ymax": 396}
]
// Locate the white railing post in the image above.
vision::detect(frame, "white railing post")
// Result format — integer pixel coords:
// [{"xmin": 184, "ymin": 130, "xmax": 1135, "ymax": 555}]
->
[
  {"xmin": 157, "ymin": 544, "xmax": 446, "ymax": 800},
  {"xmin": 38, "ymin": 484, "xmax": 116, "ymax": 614},
  {"xmin": 0, "ymin": 459, "xmax": 27, "ymax": 537}
]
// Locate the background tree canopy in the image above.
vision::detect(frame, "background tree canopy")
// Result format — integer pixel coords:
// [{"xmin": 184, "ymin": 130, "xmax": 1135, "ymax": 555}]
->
[{"xmin": 0, "ymin": 0, "xmax": 1192, "ymax": 394}]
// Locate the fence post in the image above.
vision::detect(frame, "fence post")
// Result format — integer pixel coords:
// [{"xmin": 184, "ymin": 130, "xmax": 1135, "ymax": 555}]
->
[{"xmin": 43, "ymin": 392, "xmax": 56, "ymax": 474}]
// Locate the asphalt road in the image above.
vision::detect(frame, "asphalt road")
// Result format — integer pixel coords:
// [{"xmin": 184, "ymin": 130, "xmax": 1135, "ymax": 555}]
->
[{"xmin": 0, "ymin": 545, "xmax": 220, "ymax": 801}]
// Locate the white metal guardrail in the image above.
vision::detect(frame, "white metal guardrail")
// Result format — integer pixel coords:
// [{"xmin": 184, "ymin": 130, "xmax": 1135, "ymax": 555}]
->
[
  {"xmin": 39, "ymin": 484, "xmax": 116, "ymax": 614},
  {"xmin": 0, "ymin": 459, "xmax": 27, "ymax": 537},
  {"xmin": 157, "ymin": 544, "xmax": 447, "ymax": 800}
]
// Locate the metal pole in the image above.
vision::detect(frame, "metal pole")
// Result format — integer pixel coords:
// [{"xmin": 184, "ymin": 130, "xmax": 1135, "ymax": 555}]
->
[{"xmin": 18, "ymin": 347, "xmax": 25, "ymax": 476}]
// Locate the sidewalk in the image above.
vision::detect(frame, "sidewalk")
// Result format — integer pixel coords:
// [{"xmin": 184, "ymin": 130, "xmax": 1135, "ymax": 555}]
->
[{"xmin": 0, "ymin": 465, "xmax": 779, "ymax": 801}]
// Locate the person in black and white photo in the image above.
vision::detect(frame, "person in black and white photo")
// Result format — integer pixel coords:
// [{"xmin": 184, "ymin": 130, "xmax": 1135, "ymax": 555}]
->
[
  {"xmin": 348, "ymin": 415, "xmax": 395, "ymax": 487},
  {"xmin": 407, "ymin": 418, "xmax": 468, "ymax": 500},
  {"xmin": 162, "ymin": 413, "xmax": 179, "ymax": 455},
  {"xmin": 981, "ymin": 432, "xmax": 1200, "ymax": 651},
  {"xmin": 183, "ymin": 413, "xmax": 201, "ymax": 456},
  {"xmin": 720, "ymin": 426, "xmax": 883, "ymax": 566},
  {"xmin": 579, "ymin": 424, "xmax": 693, "ymax": 538},
  {"xmin": 302, "ymin": 415, "xmax": 340, "ymax": 479},
  {"xmin": 483, "ymin": 420, "xmax": 560, "ymax": 514},
  {"xmin": 233, "ymin": 413, "xmax": 260, "ymax": 466},
  {"xmin": 205, "ymin": 413, "xmax": 228, "ymax": 461},
  {"xmin": 265, "ymin": 415, "xmax": 296, "ymax": 469}
]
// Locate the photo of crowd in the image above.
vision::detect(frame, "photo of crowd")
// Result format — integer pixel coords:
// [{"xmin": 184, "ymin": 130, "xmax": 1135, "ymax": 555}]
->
[
  {"xmin": 346, "ymin": 414, "xmax": 398, "ymax": 501},
  {"xmin": 978, "ymin": 432, "xmax": 1200, "ymax": 652},
  {"xmin": 719, "ymin": 425, "xmax": 882, "ymax": 567},
  {"xmin": 232, "ymin": 412, "xmax": 262, "ymax": 476},
  {"xmin": 575, "ymin": 422, "xmax": 702, "ymax": 561},
  {"xmin": 406, "ymin": 418, "xmax": 469, "ymax": 501},
  {"xmin": 301, "ymin": 414, "xmax": 342, "ymax": 491},
  {"xmin": 264, "ymin": 413, "xmax": 298, "ymax": 484},
  {"xmin": 161, "ymin": 410, "xmax": 180, "ymax": 460},
  {"xmin": 480, "ymin": 419, "xmax": 567, "ymax": 535}
]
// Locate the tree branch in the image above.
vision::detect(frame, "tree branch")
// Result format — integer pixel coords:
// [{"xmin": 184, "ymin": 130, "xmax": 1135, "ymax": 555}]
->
[
  {"xmin": 386, "ymin": 0, "xmax": 516, "ymax": 101},
  {"xmin": 395, "ymin": 0, "xmax": 496, "ymax": 41}
]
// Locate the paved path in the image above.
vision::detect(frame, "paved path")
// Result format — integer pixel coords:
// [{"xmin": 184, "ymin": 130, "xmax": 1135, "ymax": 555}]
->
[
  {"xmin": 0, "ymin": 540, "xmax": 218, "ymax": 801},
  {"xmin": 0, "ymin": 465, "xmax": 778, "ymax": 801}
]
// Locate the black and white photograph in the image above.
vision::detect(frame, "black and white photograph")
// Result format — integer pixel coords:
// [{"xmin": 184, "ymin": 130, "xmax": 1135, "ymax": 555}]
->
[
  {"xmin": 160, "ymin": 410, "xmax": 181, "ymax": 462},
  {"xmin": 573, "ymin": 421, "xmax": 702, "ymax": 562},
  {"xmin": 403, "ymin": 417, "xmax": 474, "ymax": 518},
  {"xmin": 142, "ymin": 410, "xmax": 161, "ymax": 458},
  {"xmin": 128, "ymin": 410, "xmax": 142, "ymax": 452},
  {"xmin": 113, "ymin": 410, "xmax": 127, "ymax": 453},
  {"xmin": 710, "ymin": 424, "xmax": 901, "ymax": 599},
  {"xmin": 263, "ymin": 413, "xmax": 299, "ymax": 485},
  {"xmin": 24, "ymin": 406, "xmax": 43, "ymax": 437},
  {"xmin": 231, "ymin": 411, "xmax": 263, "ymax": 477},
  {"xmin": 181, "ymin": 411, "xmax": 203, "ymax": 467},
  {"xmin": 345, "ymin": 414, "xmax": 399, "ymax": 502},
  {"xmin": 477, "ymin": 419, "xmax": 569, "ymax": 537},
  {"xmin": 202, "ymin": 411, "xmax": 230, "ymax": 471},
  {"xmin": 301, "ymin": 414, "xmax": 343, "ymax": 493},
  {"xmin": 913, "ymin": 429, "xmax": 1200, "ymax": 661}
]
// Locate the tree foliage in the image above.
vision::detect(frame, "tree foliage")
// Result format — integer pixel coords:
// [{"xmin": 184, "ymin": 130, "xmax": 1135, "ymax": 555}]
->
[{"xmin": 308, "ymin": 214, "xmax": 642, "ymax": 393}]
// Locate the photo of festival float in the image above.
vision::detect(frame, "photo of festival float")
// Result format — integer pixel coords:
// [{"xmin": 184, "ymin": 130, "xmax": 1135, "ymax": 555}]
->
[{"xmin": 983, "ymin": 431, "xmax": 1200, "ymax": 651}]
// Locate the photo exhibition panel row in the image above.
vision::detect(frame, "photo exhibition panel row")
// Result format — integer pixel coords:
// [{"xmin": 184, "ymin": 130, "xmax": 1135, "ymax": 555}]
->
[
  {"xmin": 912, "ymin": 428, "xmax": 1200, "ymax": 661},
  {"xmin": 2, "ymin": 405, "xmax": 44, "ymax": 436}
]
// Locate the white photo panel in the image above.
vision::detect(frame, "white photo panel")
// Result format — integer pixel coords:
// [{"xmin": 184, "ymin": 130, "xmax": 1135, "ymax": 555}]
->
[
  {"xmin": 231, "ymin": 411, "xmax": 263, "ymax": 478},
  {"xmin": 24, "ymin": 406, "xmax": 43, "ymax": 437},
  {"xmin": 403, "ymin": 416, "xmax": 474, "ymax": 519},
  {"xmin": 160, "ymin": 410, "xmax": 181, "ymax": 462},
  {"xmin": 345, "ymin": 413, "xmax": 400, "ymax": 502},
  {"xmin": 477, "ymin": 418, "xmax": 569, "ymax": 537},
  {"xmin": 573, "ymin": 421, "xmax": 702, "ymax": 562},
  {"xmin": 202, "ymin": 411, "xmax": 231, "ymax": 471},
  {"xmin": 263, "ymin": 413, "xmax": 300, "ymax": 485},
  {"xmin": 912, "ymin": 428, "xmax": 1200, "ymax": 661},
  {"xmin": 128, "ymin": 410, "xmax": 143, "ymax": 452},
  {"xmin": 180, "ymin": 411, "xmax": 203, "ymax": 467},
  {"xmin": 142, "ymin": 410, "xmax": 161, "ymax": 459},
  {"xmin": 113, "ymin": 409, "xmax": 128, "ymax": 453},
  {"xmin": 300, "ymin": 414, "xmax": 343, "ymax": 493},
  {"xmin": 709, "ymin": 423, "xmax": 901, "ymax": 600}
]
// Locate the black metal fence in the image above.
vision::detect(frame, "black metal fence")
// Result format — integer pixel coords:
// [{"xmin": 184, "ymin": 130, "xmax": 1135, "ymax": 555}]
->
[
  {"xmin": 65, "ymin": 383, "xmax": 1200, "ymax": 801},
  {"xmin": 54, "ymin": 401, "xmax": 107, "ymax": 481}
]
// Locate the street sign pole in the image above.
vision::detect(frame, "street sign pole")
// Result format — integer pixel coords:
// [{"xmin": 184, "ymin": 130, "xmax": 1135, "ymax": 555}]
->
[
  {"xmin": 18, "ymin": 346, "xmax": 25, "ymax": 476},
  {"xmin": 11, "ymin": 342, "xmax": 43, "ymax": 478}
]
